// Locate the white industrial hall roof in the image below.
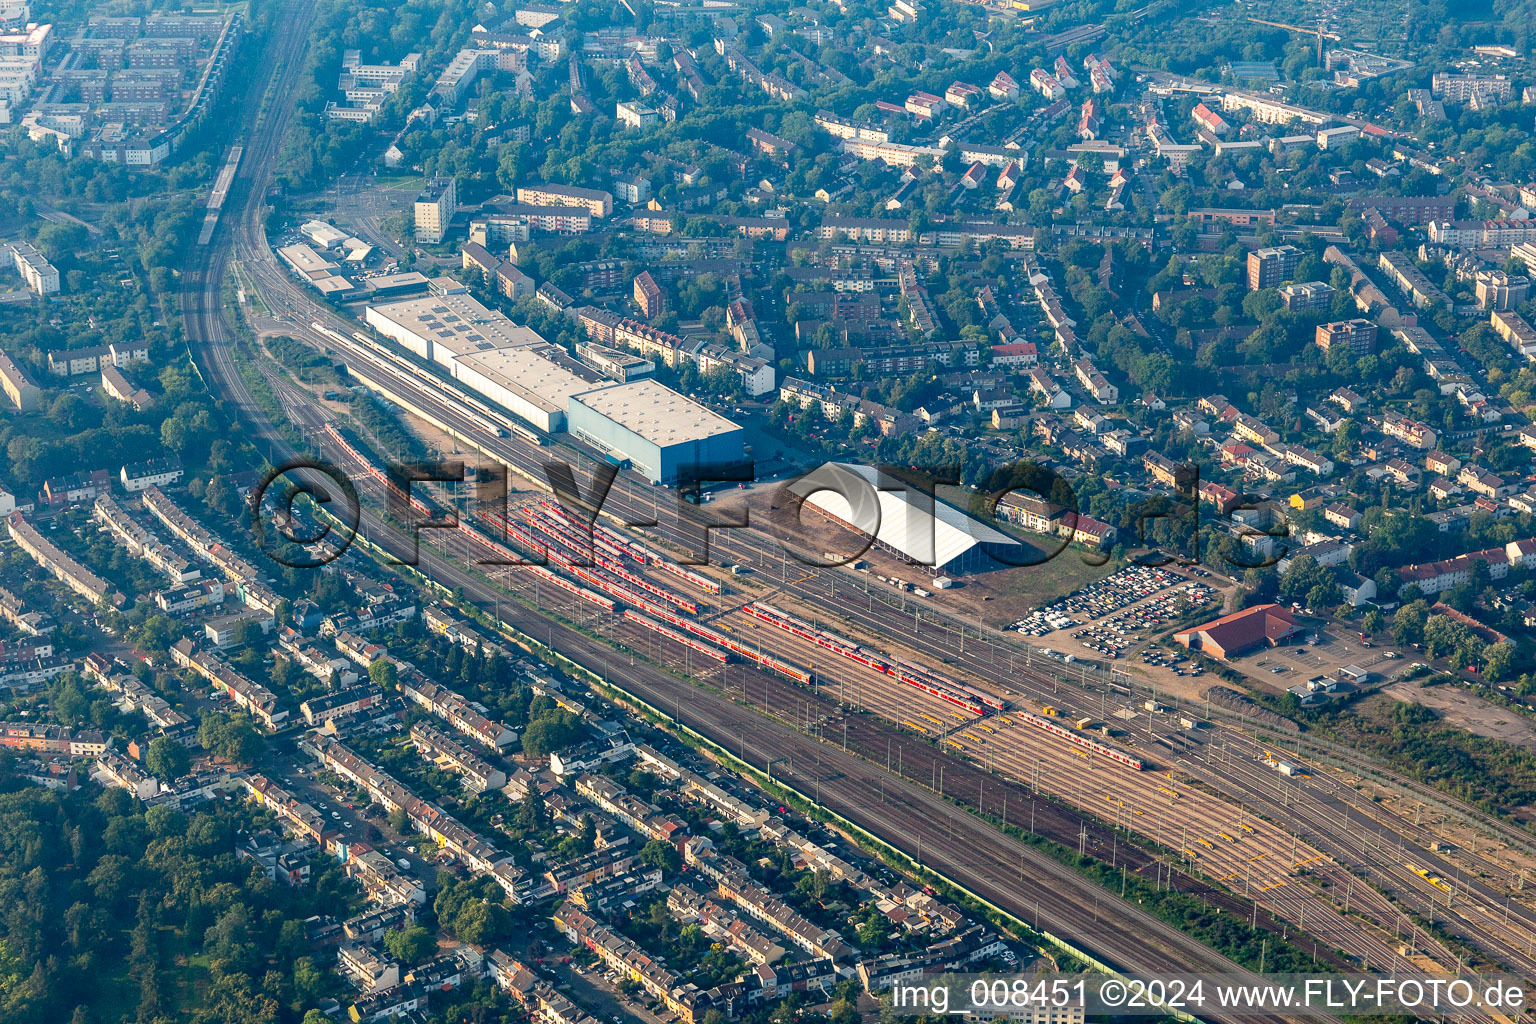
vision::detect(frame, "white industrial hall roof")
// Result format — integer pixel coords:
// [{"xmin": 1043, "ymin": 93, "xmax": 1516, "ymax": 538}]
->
[{"xmin": 786, "ymin": 462, "xmax": 1021, "ymax": 571}]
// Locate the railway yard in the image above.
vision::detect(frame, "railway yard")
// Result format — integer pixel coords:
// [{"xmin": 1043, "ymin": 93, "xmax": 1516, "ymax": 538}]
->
[
  {"xmin": 303, "ymin": 407, "xmax": 1536, "ymax": 987},
  {"xmin": 193, "ymin": 239, "xmax": 1536, "ymax": 1002}
]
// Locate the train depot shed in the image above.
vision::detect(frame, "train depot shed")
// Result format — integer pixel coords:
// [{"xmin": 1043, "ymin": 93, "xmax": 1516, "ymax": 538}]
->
[{"xmin": 786, "ymin": 462, "xmax": 1024, "ymax": 575}]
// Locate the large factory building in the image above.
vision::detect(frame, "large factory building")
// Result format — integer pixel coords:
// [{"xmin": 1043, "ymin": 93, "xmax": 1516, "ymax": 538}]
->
[
  {"xmin": 361, "ymin": 294, "xmax": 746, "ymax": 471},
  {"xmin": 364, "ymin": 292, "xmax": 548, "ymax": 368},
  {"xmin": 567, "ymin": 379, "xmax": 745, "ymax": 485},
  {"xmin": 364, "ymin": 292, "xmax": 601, "ymax": 432},
  {"xmin": 450, "ymin": 348, "xmax": 599, "ymax": 434}
]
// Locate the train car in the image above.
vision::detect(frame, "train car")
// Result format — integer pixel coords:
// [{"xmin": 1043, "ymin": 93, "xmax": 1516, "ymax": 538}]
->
[
  {"xmin": 744, "ymin": 602, "xmax": 980, "ymax": 712},
  {"xmin": 510, "ymin": 422, "xmax": 547, "ymax": 446},
  {"xmin": 525, "ymin": 564, "xmax": 616, "ymax": 611},
  {"xmin": 526, "ymin": 508, "xmax": 700, "ymax": 613},
  {"xmin": 541, "ymin": 503, "xmax": 631, "ymax": 563},
  {"xmin": 622, "ymin": 610, "xmax": 729, "ymax": 663},
  {"xmin": 569, "ymin": 566, "xmax": 672, "ymax": 619},
  {"xmin": 953, "ymin": 684, "xmax": 1008, "ymax": 712},
  {"xmin": 475, "ymin": 511, "xmax": 554, "ymax": 565},
  {"xmin": 1015, "ymin": 711, "xmax": 1145, "ymax": 771},
  {"xmin": 652, "ymin": 605, "xmax": 811, "ymax": 684},
  {"xmin": 650, "ymin": 558, "xmax": 722, "ymax": 595},
  {"xmin": 324, "ymin": 422, "xmax": 444, "ymax": 520},
  {"xmin": 599, "ymin": 524, "xmax": 722, "ymax": 594}
]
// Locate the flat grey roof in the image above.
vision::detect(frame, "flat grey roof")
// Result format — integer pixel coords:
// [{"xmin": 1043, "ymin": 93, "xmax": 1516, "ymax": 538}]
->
[
  {"xmin": 570, "ymin": 379, "xmax": 741, "ymax": 446},
  {"xmin": 368, "ymin": 294, "xmax": 546, "ymax": 357},
  {"xmin": 454, "ymin": 348, "xmax": 604, "ymax": 415}
]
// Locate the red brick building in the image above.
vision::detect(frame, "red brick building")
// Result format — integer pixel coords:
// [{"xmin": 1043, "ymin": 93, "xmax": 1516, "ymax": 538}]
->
[
  {"xmin": 1174, "ymin": 604, "xmax": 1300, "ymax": 660},
  {"xmin": 633, "ymin": 270, "xmax": 664, "ymax": 319}
]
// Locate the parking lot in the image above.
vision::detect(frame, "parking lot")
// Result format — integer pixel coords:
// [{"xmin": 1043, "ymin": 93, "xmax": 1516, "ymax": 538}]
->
[{"xmin": 1011, "ymin": 564, "xmax": 1220, "ymax": 661}]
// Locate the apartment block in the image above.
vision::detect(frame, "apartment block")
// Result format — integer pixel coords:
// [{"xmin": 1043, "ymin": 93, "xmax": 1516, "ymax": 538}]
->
[
  {"xmin": 413, "ymin": 176, "xmax": 457, "ymax": 244},
  {"xmin": 1246, "ymin": 245, "xmax": 1302, "ymax": 291}
]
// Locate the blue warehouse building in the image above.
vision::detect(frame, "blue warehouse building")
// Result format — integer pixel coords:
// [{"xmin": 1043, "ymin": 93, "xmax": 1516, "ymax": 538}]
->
[{"xmin": 567, "ymin": 379, "xmax": 745, "ymax": 485}]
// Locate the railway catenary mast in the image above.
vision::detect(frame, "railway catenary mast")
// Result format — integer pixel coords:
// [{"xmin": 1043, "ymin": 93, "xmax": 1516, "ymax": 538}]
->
[
  {"xmin": 1015, "ymin": 711, "xmax": 1144, "ymax": 771},
  {"xmin": 743, "ymin": 601, "xmax": 1004, "ymax": 715}
]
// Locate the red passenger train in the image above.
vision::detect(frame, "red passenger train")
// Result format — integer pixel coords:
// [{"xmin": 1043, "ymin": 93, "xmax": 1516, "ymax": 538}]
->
[
  {"xmin": 1015, "ymin": 711, "xmax": 1144, "ymax": 771},
  {"xmin": 743, "ymin": 602, "xmax": 1001, "ymax": 715}
]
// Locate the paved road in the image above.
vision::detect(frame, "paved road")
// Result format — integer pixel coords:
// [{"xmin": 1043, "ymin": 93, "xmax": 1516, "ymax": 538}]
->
[
  {"xmin": 218, "ymin": 244, "xmax": 1536, "ymax": 984},
  {"xmin": 172, "ymin": 4, "xmax": 1532, "ymax": 1004},
  {"xmin": 178, "ymin": 124, "xmax": 1301, "ymax": 1021}
]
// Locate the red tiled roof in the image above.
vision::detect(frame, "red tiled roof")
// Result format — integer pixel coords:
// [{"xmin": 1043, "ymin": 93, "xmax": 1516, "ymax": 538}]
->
[{"xmin": 1175, "ymin": 604, "xmax": 1298, "ymax": 656}]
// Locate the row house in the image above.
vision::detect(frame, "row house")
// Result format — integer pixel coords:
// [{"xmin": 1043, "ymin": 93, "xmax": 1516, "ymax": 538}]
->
[
  {"xmin": 171, "ymin": 639, "xmax": 288, "ymax": 729},
  {"xmin": 695, "ymin": 850, "xmax": 857, "ymax": 962},
  {"xmin": 553, "ymin": 907, "xmax": 717, "ymax": 1023},
  {"xmin": 1142, "ymin": 452, "xmax": 1179, "ymax": 488},
  {"xmin": 95, "ymin": 752, "xmax": 159, "ymax": 800},
  {"xmin": 45, "ymin": 341, "xmax": 149, "ymax": 376},
  {"xmin": 311, "ymin": 736, "xmax": 521, "ymax": 890},
  {"xmin": 242, "ymin": 774, "xmax": 333, "ymax": 846},
  {"xmin": 410, "ymin": 720, "xmax": 508, "ymax": 793},
  {"xmin": 0, "ymin": 581, "xmax": 55, "ymax": 638},
  {"xmin": 1492, "ymin": 309, "xmax": 1536, "ymax": 361},
  {"xmin": 1027, "ymin": 368, "xmax": 1071, "ymax": 409},
  {"xmin": 668, "ymin": 884, "xmax": 788, "ymax": 965},
  {"xmin": 1381, "ymin": 410, "xmax": 1438, "ymax": 451},
  {"xmin": 1277, "ymin": 444, "xmax": 1334, "ymax": 477},
  {"xmin": 1397, "ymin": 546, "xmax": 1512, "ymax": 595},
  {"xmin": 299, "ymin": 684, "xmax": 385, "ymax": 727},
  {"xmin": 542, "ymin": 844, "xmax": 639, "ymax": 895},
  {"xmin": 1073, "ymin": 358, "xmax": 1117, "ymax": 403},
  {"xmin": 858, "ymin": 925, "xmax": 1013, "ymax": 993},
  {"xmin": 989, "ymin": 71, "xmax": 1019, "ymax": 100},
  {"xmin": 346, "ymin": 845, "xmax": 428, "ymax": 906},
  {"xmin": 7, "ymin": 514, "xmax": 122, "ymax": 608},
  {"xmin": 0, "ymin": 722, "xmax": 109, "ymax": 756},
  {"xmin": 401, "ymin": 674, "xmax": 517, "ymax": 750},
  {"xmin": 575, "ymin": 773, "xmax": 689, "ymax": 849},
  {"xmin": 92, "ymin": 494, "xmax": 200, "ymax": 583}
]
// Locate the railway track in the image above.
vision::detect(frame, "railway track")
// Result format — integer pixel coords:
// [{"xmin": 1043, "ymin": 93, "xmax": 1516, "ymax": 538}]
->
[
  {"xmin": 242, "ymin": 311, "xmax": 1536, "ymax": 984},
  {"xmin": 175, "ymin": 12, "xmax": 1536, "ymax": 992}
]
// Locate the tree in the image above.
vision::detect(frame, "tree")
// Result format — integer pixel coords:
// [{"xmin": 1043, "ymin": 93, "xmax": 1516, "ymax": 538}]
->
[
  {"xmin": 197, "ymin": 713, "xmax": 264, "ymax": 763},
  {"xmin": 639, "ymin": 838, "xmax": 682, "ymax": 873},
  {"xmin": 383, "ymin": 925, "xmax": 436, "ymax": 964},
  {"xmin": 518, "ymin": 786, "xmax": 548, "ymax": 832},
  {"xmin": 576, "ymin": 814, "xmax": 596, "ymax": 854},
  {"xmin": 522, "ymin": 710, "xmax": 582, "ymax": 758},
  {"xmin": 145, "ymin": 737, "xmax": 190, "ymax": 781},
  {"xmin": 1422, "ymin": 615, "xmax": 1465, "ymax": 660},
  {"xmin": 452, "ymin": 899, "xmax": 510, "ymax": 944},
  {"xmin": 1486, "ymin": 641, "xmax": 1515, "ymax": 683},
  {"xmin": 1391, "ymin": 600, "xmax": 1429, "ymax": 646},
  {"xmin": 368, "ymin": 659, "xmax": 398, "ymax": 690}
]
